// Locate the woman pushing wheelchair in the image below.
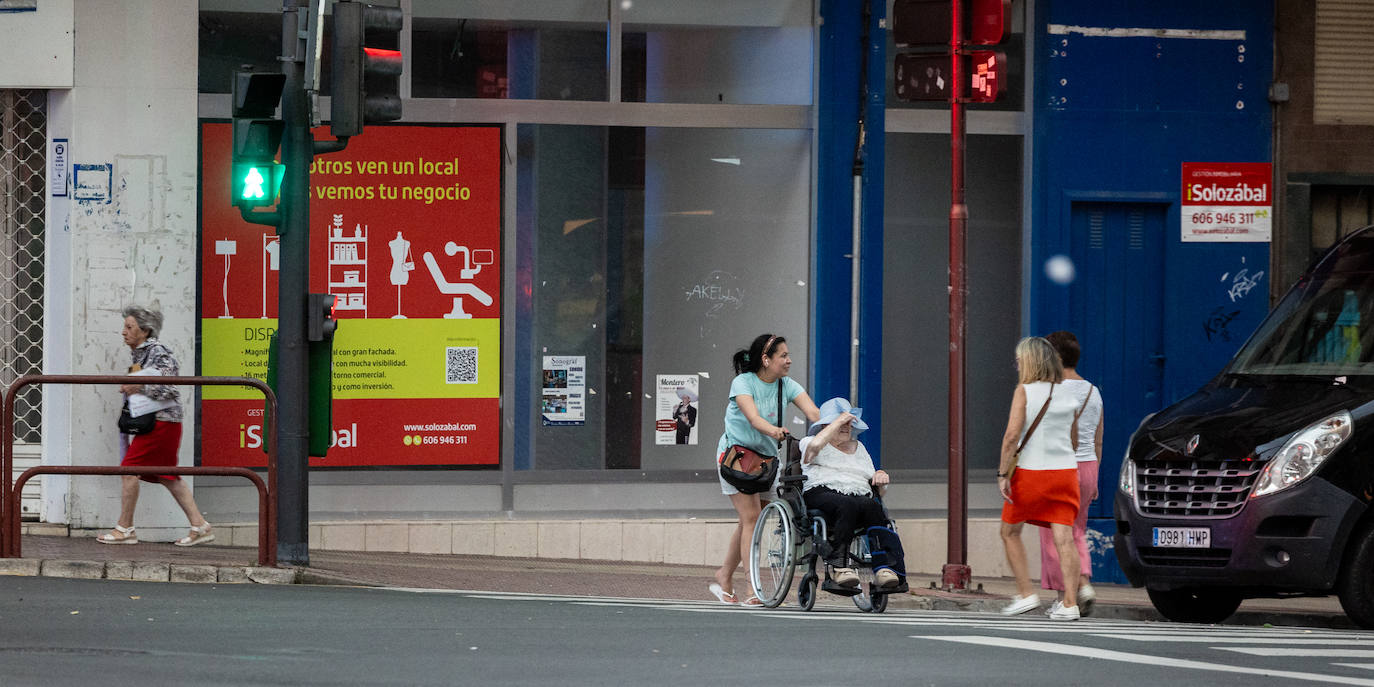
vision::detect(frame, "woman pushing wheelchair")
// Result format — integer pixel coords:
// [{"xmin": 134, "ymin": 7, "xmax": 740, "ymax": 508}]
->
[{"xmin": 800, "ymin": 398, "xmax": 907, "ymax": 591}]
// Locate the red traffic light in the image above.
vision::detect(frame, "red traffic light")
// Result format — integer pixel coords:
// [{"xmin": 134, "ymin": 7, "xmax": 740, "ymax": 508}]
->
[
  {"xmin": 968, "ymin": 0, "xmax": 1009, "ymax": 45},
  {"xmin": 966, "ymin": 50, "xmax": 1006, "ymax": 102}
]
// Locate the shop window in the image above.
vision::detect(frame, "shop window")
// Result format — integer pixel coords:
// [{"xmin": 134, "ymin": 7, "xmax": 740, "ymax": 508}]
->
[
  {"xmin": 518, "ymin": 125, "xmax": 812, "ymax": 470},
  {"xmin": 620, "ymin": 0, "xmax": 813, "ymax": 105}
]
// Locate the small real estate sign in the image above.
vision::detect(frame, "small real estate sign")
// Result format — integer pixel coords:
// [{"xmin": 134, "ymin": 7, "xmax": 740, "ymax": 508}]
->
[
  {"xmin": 1180, "ymin": 162, "xmax": 1272, "ymax": 242},
  {"xmin": 199, "ymin": 123, "xmax": 502, "ymax": 467}
]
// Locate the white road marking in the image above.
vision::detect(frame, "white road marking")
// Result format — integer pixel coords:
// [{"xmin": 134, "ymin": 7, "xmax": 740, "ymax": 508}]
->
[
  {"xmin": 915, "ymin": 635, "xmax": 1374, "ymax": 686},
  {"xmin": 1095, "ymin": 634, "xmax": 1374, "ymax": 645},
  {"xmin": 1220, "ymin": 648, "xmax": 1374, "ymax": 658},
  {"xmin": 1334, "ymin": 664, "xmax": 1374, "ymax": 671}
]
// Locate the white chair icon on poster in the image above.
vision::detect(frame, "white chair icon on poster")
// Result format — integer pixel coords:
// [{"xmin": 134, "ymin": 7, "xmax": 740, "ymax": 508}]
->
[{"xmin": 423, "ymin": 242, "xmax": 494, "ymax": 319}]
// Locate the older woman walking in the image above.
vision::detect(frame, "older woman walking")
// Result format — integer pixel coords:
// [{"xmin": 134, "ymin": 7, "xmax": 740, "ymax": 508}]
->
[
  {"xmin": 97, "ymin": 305, "xmax": 214, "ymax": 547},
  {"xmin": 997, "ymin": 336, "xmax": 1083, "ymax": 620},
  {"xmin": 1038, "ymin": 331, "xmax": 1104, "ymax": 613}
]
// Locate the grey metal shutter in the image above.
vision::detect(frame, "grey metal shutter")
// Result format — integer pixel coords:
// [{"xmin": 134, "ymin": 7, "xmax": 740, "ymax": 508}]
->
[{"xmin": 1315, "ymin": 0, "xmax": 1374, "ymax": 125}]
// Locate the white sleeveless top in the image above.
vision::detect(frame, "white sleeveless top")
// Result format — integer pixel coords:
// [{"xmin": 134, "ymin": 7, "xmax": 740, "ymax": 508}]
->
[
  {"xmin": 1016, "ymin": 382, "xmax": 1078, "ymax": 471},
  {"xmin": 1062, "ymin": 378, "xmax": 1103, "ymax": 463}
]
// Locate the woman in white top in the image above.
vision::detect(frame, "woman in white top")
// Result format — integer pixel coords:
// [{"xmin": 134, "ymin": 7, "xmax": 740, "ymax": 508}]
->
[
  {"xmin": 997, "ymin": 337, "xmax": 1084, "ymax": 620},
  {"xmin": 799, "ymin": 397, "xmax": 906, "ymax": 590},
  {"xmin": 1039, "ymin": 331, "xmax": 1104, "ymax": 613}
]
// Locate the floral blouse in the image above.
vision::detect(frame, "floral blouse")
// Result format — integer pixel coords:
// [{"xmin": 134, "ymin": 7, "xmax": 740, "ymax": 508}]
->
[{"xmin": 129, "ymin": 338, "xmax": 182, "ymax": 423}]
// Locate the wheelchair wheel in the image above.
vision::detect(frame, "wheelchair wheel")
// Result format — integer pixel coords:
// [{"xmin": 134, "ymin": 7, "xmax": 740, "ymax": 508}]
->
[
  {"xmin": 868, "ymin": 588, "xmax": 888, "ymax": 613},
  {"xmin": 849, "ymin": 536, "xmax": 877, "ymax": 612},
  {"xmin": 750, "ymin": 499, "xmax": 797, "ymax": 608},
  {"xmin": 797, "ymin": 573, "xmax": 819, "ymax": 612}
]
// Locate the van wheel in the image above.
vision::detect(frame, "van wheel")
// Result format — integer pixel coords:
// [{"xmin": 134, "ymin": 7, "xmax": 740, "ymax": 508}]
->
[
  {"xmin": 1338, "ymin": 522, "xmax": 1374, "ymax": 629},
  {"xmin": 1146, "ymin": 587, "xmax": 1242, "ymax": 624}
]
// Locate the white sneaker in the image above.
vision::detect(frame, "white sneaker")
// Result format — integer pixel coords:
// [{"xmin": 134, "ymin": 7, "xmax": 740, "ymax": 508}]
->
[
  {"xmin": 1049, "ymin": 604, "xmax": 1081, "ymax": 621},
  {"xmin": 1079, "ymin": 583, "xmax": 1096, "ymax": 603},
  {"xmin": 1001, "ymin": 594, "xmax": 1041, "ymax": 616},
  {"xmin": 1044, "ymin": 600, "xmax": 1063, "ymax": 616}
]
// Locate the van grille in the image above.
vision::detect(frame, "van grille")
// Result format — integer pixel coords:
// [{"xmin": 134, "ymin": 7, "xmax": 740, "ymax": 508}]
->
[
  {"xmin": 1138, "ymin": 546, "xmax": 1232, "ymax": 567},
  {"xmin": 1133, "ymin": 460, "xmax": 1262, "ymax": 517}
]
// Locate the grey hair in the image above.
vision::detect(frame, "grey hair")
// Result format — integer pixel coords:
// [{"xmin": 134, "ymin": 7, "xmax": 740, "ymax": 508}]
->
[{"xmin": 122, "ymin": 305, "xmax": 163, "ymax": 339}]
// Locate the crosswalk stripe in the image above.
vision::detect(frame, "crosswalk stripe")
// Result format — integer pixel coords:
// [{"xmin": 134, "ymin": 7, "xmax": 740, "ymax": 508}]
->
[
  {"xmin": 915, "ymin": 635, "xmax": 1374, "ymax": 686},
  {"xmin": 1094, "ymin": 634, "xmax": 1374, "ymax": 645},
  {"xmin": 1334, "ymin": 664, "xmax": 1374, "ymax": 671},
  {"xmin": 1220, "ymin": 648, "xmax": 1374, "ymax": 658}
]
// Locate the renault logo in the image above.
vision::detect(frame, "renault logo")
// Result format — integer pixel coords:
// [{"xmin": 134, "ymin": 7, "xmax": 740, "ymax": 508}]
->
[{"xmin": 1185, "ymin": 434, "xmax": 1200, "ymax": 456}]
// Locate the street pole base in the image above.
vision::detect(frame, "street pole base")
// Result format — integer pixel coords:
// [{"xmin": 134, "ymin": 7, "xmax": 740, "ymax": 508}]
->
[{"xmin": 941, "ymin": 563, "xmax": 972, "ymax": 591}]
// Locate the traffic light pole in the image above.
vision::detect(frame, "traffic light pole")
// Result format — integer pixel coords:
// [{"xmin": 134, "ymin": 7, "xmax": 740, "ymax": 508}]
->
[
  {"xmin": 277, "ymin": 1, "xmax": 313, "ymax": 566},
  {"xmin": 942, "ymin": 0, "xmax": 972, "ymax": 591}
]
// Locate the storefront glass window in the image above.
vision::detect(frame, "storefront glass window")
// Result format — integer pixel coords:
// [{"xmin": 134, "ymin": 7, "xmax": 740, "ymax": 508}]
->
[
  {"xmin": 621, "ymin": 0, "xmax": 813, "ymax": 105},
  {"xmin": 412, "ymin": 1, "xmax": 608, "ymax": 100},
  {"xmin": 518, "ymin": 125, "xmax": 812, "ymax": 470}
]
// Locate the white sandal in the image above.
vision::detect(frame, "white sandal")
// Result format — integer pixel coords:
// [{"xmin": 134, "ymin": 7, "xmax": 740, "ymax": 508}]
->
[
  {"xmin": 97, "ymin": 525, "xmax": 138, "ymax": 545},
  {"xmin": 174, "ymin": 523, "xmax": 215, "ymax": 547}
]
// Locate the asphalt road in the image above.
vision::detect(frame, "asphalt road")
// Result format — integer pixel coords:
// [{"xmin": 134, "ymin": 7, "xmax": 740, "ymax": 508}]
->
[{"xmin": 2, "ymin": 576, "xmax": 1372, "ymax": 686}]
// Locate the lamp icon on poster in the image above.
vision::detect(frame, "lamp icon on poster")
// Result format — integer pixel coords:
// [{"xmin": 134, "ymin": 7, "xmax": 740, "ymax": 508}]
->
[
  {"xmin": 423, "ymin": 242, "xmax": 495, "ymax": 319},
  {"xmin": 388, "ymin": 231, "xmax": 414, "ymax": 319},
  {"xmin": 215, "ymin": 239, "xmax": 237, "ymax": 318},
  {"xmin": 261, "ymin": 235, "xmax": 280, "ymax": 318}
]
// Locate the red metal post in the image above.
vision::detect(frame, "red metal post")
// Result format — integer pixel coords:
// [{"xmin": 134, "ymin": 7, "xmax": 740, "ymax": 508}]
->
[
  {"xmin": 942, "ymin": 0, "xmax": 973, "ymax": 591},
  {"xmin": 1, "ymin": 375, "xmax": 279, "ymax": 565}
]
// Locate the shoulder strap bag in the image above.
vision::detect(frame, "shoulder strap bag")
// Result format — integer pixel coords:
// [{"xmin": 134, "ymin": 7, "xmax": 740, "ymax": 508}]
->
[
  {"xmin": 1070, "ymin": 385, "xmax": 1095, "ymax": 452},
  {"xmin": 1006, "ymin": 383, "xmax": 1054, "ymax": 479},
  {"xmin": 719, "ymin": 379, "xmax": 785, "ymax": 495}
]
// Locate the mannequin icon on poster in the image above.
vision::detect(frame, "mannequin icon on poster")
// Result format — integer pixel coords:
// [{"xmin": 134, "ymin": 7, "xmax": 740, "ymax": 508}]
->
[{"xmin": 322, "ymin": 213, "xmax": 495, "ymax": 319}]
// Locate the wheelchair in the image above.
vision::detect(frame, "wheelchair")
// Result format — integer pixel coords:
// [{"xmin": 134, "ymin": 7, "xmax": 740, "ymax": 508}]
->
[{"xmin": 748, "ymin": 436, "xmax": 907, "ymax": 612}]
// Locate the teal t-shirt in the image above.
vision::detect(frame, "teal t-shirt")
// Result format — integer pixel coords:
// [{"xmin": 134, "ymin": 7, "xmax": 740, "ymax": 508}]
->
[{"xmin": 716, "ymin": 373, "xmax": 804, "ymax": 458}]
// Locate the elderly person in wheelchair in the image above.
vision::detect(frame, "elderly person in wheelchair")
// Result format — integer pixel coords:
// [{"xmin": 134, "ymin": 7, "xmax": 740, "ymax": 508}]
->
[
  {"xmin": 799, "ymin": 398, "xmax": 906, "ymax": 591},
  {"xmin": 749, "ymin": 397, "xmax": 908, "ymax": 610}
]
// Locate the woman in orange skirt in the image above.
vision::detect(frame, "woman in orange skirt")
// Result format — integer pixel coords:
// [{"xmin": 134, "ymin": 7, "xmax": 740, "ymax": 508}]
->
[{"xmin": 997, "ymin": 337, "xmax": 1083, "ymax": 620}]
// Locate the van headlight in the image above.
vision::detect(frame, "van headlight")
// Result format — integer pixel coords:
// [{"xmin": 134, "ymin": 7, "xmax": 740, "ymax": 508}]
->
[
  {"xmin": 1118, "ymin": 457, "xmax": 1135, "ymax": 496},
  {"xmin": 1252, "ymin": 411, "xmax": 1353, "ymax": 498}
]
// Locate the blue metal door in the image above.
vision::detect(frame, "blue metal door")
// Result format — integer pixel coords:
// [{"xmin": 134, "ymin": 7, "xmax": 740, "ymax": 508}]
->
[{"xmin": 1068, "ymin": 202, "xmax": 1166, "ymax": 519}]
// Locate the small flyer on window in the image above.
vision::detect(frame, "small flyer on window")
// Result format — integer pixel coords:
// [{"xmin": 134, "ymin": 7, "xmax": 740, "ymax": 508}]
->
[
  {"xmin": 655, "ymin": 374, "xmax": 700, "ymax": 445},
  {"xmin": 542, "ymin": 355, "xmax": 586, "ymax": 426}
]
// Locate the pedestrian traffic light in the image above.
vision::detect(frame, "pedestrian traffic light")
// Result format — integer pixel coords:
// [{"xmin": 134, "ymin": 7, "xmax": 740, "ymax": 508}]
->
[
  {"xmin": 307, "ymin": 292, "xmax": 337, "ymax": 342},
  {"xmin": 231, "ymin": 71, "xmax": 286, "ymax": 208},
  {"xmin": 894, "ymin": 53, "xmax": 952, "ymax": 101},
  {"xmin": 331, "ymin": 1, "xmax": 403, "ymax": 138},
  {"xmin": 891, "ymin": 0, "xmax": 1009, "ymax": 103},
  {"xmin": 306, "ymin": 292, "xmax": 337, "ymax": 457}
]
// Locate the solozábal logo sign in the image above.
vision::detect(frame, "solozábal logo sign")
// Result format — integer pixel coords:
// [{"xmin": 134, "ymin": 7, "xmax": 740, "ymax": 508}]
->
[{"xmin": 1180, "ymin": 162, "xmax": 1272, "ymax": 243}]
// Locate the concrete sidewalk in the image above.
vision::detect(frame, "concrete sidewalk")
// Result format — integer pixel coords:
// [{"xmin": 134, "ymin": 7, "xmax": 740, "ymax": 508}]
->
[{"xmin": 0, "ymin": 534, "xmax": 1357, "ymax": 629}]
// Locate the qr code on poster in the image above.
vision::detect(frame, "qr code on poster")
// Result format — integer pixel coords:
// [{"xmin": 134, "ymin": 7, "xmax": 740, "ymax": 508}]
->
[{"xmin": 446, "ymin": 347, "xmax": 478, "ymax": 384}]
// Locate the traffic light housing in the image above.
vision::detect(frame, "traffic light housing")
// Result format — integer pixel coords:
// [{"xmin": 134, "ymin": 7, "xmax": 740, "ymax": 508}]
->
[
  {"xmin": 306, "ymin": 293, "xmax": 337, "ymax": 457},
  {"xmin": 307, "ymin": 292, "xmax": 337, "ymax": 342},
  {"xmin": 331, "ymin": 1, "xmax": 403, "ymax": 137},
  {"xmin": 231, "ymin": 71, "xmax": 286, "ymax": 208},
  {"xmin": 891, "ymin": 0, "xmax": 1009, "ymax": 103}
]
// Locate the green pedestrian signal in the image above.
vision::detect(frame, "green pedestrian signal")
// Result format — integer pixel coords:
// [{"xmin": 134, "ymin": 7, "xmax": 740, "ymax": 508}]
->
[{"xmin": 231, "ymin": 161, "xmax": 285, "ymax": 208}]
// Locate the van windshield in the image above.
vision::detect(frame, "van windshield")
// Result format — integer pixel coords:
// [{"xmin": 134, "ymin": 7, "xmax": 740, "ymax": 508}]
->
[{"xmin": 1228, "ymin": 271, "xmax": 1374, "ymax": 376}]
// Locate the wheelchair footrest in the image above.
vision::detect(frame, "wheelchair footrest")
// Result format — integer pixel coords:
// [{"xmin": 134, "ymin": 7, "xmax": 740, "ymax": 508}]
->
[
  {"xmin": 872, "ymin": 582, "xmax": 910, "ymax": 595},
  {"xmin": 820, "ymin": 579, "xmax": 863, "ymax": 596}
]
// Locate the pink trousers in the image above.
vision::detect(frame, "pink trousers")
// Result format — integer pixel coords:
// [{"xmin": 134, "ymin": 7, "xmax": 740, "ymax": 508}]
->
[{"xmin": 1039, "ymin": 460, "xmax": 1098, "ymax": 591}]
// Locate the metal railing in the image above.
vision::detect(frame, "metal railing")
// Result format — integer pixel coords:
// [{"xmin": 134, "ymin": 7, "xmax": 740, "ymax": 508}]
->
[{"xmin": 1, "ymin": 375, "xmax": 278, "ymax": 566}]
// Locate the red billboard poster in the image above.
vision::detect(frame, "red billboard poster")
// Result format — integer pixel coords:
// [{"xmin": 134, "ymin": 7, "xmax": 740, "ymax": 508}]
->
[
  {"xmin": 199, "ymin": 123, "xmax": 501, "ymax": 467},
  {"xmin": 1181, "ymin": 162, "xmax": 1272, "ymax": 242}
]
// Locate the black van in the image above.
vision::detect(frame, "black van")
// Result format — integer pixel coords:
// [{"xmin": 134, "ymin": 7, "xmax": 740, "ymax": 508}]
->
[{"xmin": 1115, "ymin": 225, "xmax": 1374, "ymax": 627}]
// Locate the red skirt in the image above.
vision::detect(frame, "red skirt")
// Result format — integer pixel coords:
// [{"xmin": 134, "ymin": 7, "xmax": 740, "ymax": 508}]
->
[
  {"xmin": 1001, "ymin": 468, "xmax": 1079, "ymax": 528},
  {"xmin": 122, "ymin": 421, "xmax": 182, "ymax": 483}
]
